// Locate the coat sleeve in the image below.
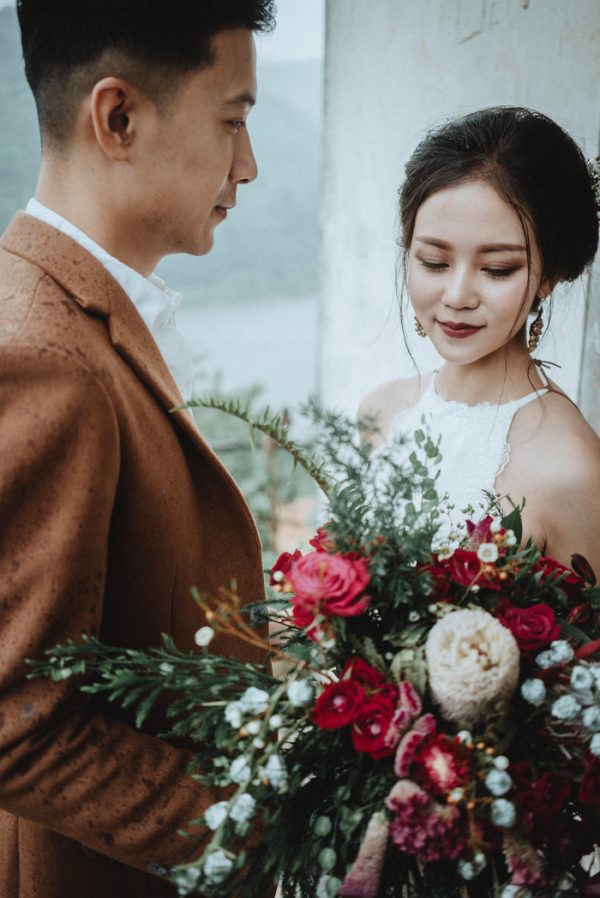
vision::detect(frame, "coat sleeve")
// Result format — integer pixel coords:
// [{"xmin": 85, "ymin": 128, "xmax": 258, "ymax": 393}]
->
[{"xmin": 0, "ymin": 345, "xmax": 220, "ymax": 872}]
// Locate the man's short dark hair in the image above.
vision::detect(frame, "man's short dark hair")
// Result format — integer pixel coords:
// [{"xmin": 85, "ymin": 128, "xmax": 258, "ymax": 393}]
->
[{"xmin": 17, "ymin": 0, "xmax": 276, "ymax": 146}]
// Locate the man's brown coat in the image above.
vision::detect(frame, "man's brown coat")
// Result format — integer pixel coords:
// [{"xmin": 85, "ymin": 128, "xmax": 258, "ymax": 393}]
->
[{"xmin": 0, "ymin": 213, "xmax": 267, "ymax": 897}]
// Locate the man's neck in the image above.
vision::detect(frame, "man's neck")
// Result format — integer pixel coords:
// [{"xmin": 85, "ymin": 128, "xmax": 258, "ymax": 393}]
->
[{"xmin": 35, "ymin": 164, "xmax": 160, "ymax": 277}]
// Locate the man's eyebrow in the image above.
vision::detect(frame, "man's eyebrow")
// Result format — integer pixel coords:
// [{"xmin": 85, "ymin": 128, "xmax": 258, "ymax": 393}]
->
[
  {"xmin": 415, "ymin": 237, "xmax": 526, "ymax": 253},
  {"xmin": 223, "ymin": 92, "xmax": 256, "ymax": 107}
]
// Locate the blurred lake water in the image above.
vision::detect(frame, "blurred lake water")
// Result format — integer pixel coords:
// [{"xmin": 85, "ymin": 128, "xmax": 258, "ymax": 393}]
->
[{"xmin": 178, "ymin": 294, "xmax": 319, "ymax": 427}]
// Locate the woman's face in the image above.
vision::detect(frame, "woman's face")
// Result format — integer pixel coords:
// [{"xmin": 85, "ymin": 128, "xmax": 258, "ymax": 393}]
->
[{"xmin": 407, "ymin": 179, "xmax": 549, "ymax": 365}]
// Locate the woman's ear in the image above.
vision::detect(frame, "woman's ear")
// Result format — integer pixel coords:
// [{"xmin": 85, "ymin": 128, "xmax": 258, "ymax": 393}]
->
[
  {"xmin": 89, "ymin": 77, "xmax": 137, "ymax": 161},
  {"xmin": 537, "ymin": 275, "xmax": 559, "ymax": 302}
]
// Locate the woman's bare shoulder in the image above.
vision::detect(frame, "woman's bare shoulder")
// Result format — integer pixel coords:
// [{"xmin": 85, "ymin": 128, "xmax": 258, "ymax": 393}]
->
[
  {"xmin": 500, "ymin": 386, "xmax": 600, "ymax": 569},
  {"xmin": 357, "ymin": 374, "xmax": 428, "ymax": 439},
  {"xmin": 535, "ymin": 387, "xmax": 600, "ymax": 465}
]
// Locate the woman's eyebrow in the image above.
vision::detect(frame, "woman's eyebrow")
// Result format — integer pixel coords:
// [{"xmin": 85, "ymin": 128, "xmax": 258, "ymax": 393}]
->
[
  {"xmin": 479, "ymin": 243, "xmax": 527, "ymax": 253},
  {"xmin": 414, "ymin": 237, "xmax": 526, "ymax": 253}
]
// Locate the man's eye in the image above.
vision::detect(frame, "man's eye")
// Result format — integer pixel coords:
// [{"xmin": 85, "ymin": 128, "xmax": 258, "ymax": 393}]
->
[{"xmin": 228, "ymin": 120, "xmax": 245, "ymax": 132}]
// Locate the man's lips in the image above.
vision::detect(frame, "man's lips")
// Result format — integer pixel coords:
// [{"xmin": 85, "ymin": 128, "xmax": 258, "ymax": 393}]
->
[
  {"xmin": 437, "ymin": 320, "xmax": 484, "ymax": 338},
  {"xmin": 214, "ymin": 203, "xmax": 236, "ymax": 218}
]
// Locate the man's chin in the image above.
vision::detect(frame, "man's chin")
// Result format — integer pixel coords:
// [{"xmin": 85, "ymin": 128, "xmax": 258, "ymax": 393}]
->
[{"xmin": 180, "ymin": 231, "xmax": 215, "ymax": 257}]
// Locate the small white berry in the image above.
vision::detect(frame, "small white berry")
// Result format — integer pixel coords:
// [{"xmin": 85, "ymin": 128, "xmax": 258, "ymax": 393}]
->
[
  {"xmin": 194, "ymin": 626, "xmax": 215, "ymax": 647},
  {"xmin": 246, "ymin": 720, "xmax": 261, "ymax": 736}
]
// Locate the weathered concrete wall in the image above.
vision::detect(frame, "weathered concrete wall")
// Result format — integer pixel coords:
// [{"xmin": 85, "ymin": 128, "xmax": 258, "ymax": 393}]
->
[{"xmin": 319, "ymin": 0, "xmax": 600, "ymax": 422}]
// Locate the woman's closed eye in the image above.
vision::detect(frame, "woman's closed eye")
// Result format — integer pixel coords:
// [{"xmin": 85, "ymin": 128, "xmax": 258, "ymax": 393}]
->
[
  {"xmin": 418, "ymin": 258, "xmax": 448, "ymax": 271},
  {"xmin": 482, "ymin": 266, "xmax": 521, "ymax": 279}
]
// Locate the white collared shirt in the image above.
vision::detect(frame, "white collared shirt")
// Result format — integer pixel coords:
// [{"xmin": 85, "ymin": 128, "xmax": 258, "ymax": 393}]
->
[{"xmin": 26, "ymin": 198, "xmax": 193, "ymax": 400}]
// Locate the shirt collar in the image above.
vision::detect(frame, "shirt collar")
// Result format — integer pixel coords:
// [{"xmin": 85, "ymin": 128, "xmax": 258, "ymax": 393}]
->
[{"xmin": 25, "ymin": 198, "xmax": 183, "ymax": 331}]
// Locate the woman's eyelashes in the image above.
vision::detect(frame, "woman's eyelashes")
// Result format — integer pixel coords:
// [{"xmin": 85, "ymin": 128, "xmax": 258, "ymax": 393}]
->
[
  {"xmin": 482, "ymin": 266, "xmax": 521, "ymax": 279},
  {"xmin": 417, "ymin": 258, "xmax": 521, "ymax": 279}
]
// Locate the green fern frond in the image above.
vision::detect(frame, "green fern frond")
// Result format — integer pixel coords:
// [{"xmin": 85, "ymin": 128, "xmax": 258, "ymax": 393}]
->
[{"xmin": 184, "ymin": 395, "xmax": 331, "ymax": 496}]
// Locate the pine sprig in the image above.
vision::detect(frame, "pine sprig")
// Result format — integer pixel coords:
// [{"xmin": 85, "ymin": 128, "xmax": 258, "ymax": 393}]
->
[
  {"xmin": 184, "ymin": 395, "xmax": 332, "ymax": 495},
  {"xmin": 27, "ymin": 633, "xmax": 280, "ymax": 730}
]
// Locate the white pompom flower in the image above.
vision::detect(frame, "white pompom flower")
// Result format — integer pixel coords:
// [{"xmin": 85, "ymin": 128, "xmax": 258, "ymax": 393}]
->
[{"xmin": 425, "ymin": 609, "xmax": 520, "ymax": 724}]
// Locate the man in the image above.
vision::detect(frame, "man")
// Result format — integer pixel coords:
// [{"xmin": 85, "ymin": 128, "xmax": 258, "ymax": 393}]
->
[{"xmin": 0, "ymin": 2, "xmax": 276, "ymax": 896}]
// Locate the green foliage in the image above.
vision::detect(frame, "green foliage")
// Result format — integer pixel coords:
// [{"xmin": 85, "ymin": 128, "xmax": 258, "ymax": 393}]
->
[
  {"xmin": 188, "ymin": 392, "xmax": 330, "ymax": 497},
  {"xmin": 188, "ymin": 381, "xmax": 316, "ymax": 554}
]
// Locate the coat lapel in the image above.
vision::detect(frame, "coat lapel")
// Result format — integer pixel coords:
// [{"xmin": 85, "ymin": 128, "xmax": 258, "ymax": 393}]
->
[{"xmin": 0, "ymin": 213, "xmax": 220, "ymax": 463}]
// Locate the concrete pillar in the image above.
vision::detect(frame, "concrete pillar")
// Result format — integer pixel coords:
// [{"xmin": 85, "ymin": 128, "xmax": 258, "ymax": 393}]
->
[{"xmin": 319, "ymin": 0, "xmax": 600, "ymax": 423}]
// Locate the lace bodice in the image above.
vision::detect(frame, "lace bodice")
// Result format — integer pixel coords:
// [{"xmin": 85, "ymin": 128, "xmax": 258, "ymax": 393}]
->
[{"xmin": 377, "ymin": 371, "xmax": 548, "ymax": 543}]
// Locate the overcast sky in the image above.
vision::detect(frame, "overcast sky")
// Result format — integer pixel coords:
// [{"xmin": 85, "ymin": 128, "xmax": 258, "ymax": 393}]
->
[{"xmin": 0, "ymin": 0, "xmax": 326, "ymax": 61}]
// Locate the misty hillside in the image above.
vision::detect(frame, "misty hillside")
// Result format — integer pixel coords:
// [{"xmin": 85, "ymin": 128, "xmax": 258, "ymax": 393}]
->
[{"xmin": 0, "ymin": 7, "xmax": 323, "ymax": 302}]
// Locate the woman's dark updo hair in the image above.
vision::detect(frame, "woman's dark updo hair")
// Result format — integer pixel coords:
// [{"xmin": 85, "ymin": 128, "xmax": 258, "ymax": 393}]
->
[{"xmin": 400, "ymin": 107, "xmax": 598, "ymax": 286}]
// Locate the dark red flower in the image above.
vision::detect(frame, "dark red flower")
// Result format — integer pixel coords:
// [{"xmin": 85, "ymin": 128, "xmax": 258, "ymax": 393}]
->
[
  {"xmin": 495, "ymin": 599, "xmax": 560, "ymax": 652},
  {"xmin": 311, "ymin": 681, "xmax": 365, "ymax": 729},
  {"xmin": 447, "ymin": 548, "xmax": 501, "ymax": 591},
  {"xmin": 568, "ymin": 603, "xmax": 593, "ymax": 627},
  {"xmin": 269, "ymin": 549, "xmax": 302, "ymax": 587},
  {"xmin": 535, "ymin": 557, "xmax": 584, "ymax": 604},
  {"xmin": 352, "ymin": 694, "xmax": 396, "ymax": 759},
  {"xmin": 515, "ymin": 772, "xmax": 572, "ymax": 847},
  {"xmin": 579, "ymin": 758, "xmax": 600, "ymax": 815},
  {"xmin": 466, "ymin": 514, "xmax": 504, "ymax": 547},
  {"xmin": 309, "ymin": 527, "xmax": 335, "ymax": 553},
  {"xmin": 287, "ymin": 551, "xmax": 371, "ymax": 617},
  {"xmin": 342, "ymin": 658, "xmax": 386, "ymax": 690},
  {"xmin": 411, "ymin": 734, "xmax": 471, "ymax": 796},
  {"xmin": 424, "ymin": 557, "xmax": 453, "ymax": 601},
  {"xmin": 290, "ymin": 596, "xmax": 320, "ymax": 641}
]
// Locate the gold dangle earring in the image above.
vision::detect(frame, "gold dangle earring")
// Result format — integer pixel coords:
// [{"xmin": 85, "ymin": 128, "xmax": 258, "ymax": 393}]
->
[
  {"xmin": 414, "ymin": 317, "xmax": 427, "ymax": 338},
  {"xmin": 528, "ymin": 302, "xmax": 544, "ymax": 353}
]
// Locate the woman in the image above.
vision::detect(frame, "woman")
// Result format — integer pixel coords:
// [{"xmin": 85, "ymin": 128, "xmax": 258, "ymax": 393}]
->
[{"xmin": 361, "ymin": 107, "xmax": 600, "ymax": 574}]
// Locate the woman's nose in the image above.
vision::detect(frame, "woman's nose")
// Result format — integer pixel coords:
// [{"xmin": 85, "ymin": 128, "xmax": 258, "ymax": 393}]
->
[{"xmin": 442, "ymin": 268, "xmax": 479, "ymax": 309}]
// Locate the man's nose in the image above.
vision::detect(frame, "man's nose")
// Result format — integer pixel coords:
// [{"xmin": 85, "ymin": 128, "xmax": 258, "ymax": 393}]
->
[{"xmin": 232, "ymin": 126, "xmax": 258, "ymax": 185}]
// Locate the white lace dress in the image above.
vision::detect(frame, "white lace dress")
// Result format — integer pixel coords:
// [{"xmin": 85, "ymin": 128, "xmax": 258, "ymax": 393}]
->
[{"xmin": 375, "ymin": 370, "xmax": 549, "ymax": 544}]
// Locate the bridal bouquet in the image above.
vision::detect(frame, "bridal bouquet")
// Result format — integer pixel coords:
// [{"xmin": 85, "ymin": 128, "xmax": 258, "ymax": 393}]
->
[{"xmin": 29, "ymin": 402, "xmax": 600, "ymax": 898}]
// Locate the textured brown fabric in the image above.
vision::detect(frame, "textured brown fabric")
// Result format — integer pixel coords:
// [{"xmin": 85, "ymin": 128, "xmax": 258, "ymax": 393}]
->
[{"xmin": 0, "ymin": 213, "xmax": 269, "ymax": 898}]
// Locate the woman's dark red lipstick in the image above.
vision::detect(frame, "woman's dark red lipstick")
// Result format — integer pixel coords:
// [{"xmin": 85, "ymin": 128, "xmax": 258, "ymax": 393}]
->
[{"xmin": 437, "ymin": 320, "xmax": 483, "ymax": 339}]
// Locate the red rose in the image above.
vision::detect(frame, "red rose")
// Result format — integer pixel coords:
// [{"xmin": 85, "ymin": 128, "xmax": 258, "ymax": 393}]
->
[
  {"xmin": 269, "ymin": 549, "xmax": 302, "ymax": 587},
  {"xmin": 447, "ymin": 548, "xmax": 501, "ymax": 591},
  {"xmin": 287, "ymin": 551, "xmax": 371, "ymax": 617},
  {"xmin": 342, "ymin": 658, "xmax": 386, "ymax": 690},
  {"xmin": 535, "ymin": 557, "xmax": 584, "ymax": 604},
  {"xmin": 496, "ymin": 599, "xmax": 561, "ymax": 652},
  {"xmin": 311, "ymin": 681, "xmax": 365, "ymax": 729},
  {"xmin": 579, "ymin": 758, "xmax": 600, "ymax": 815},
  {"xmin": 352, "ymin": 694, "xmax": 396, "ymax": 759}
]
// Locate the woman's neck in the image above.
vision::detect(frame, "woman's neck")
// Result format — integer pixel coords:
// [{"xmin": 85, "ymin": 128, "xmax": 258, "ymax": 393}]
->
[{"xmin": 434, "ymin": 342, "xmax": 545, "ymax": 405}]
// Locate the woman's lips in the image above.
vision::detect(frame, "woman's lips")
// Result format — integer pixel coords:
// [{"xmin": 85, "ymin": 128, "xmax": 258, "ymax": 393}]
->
[{"xmin": 437, "ymin": 320, "xmax": 483, "ymax": 339}]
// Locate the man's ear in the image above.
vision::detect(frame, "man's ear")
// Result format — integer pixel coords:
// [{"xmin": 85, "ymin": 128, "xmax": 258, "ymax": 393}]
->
[{"xmin": 89, "ymin": 77, "xmax": 139, "ymax": 160}]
